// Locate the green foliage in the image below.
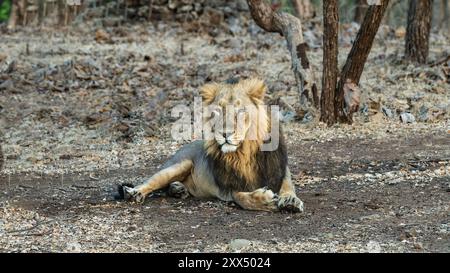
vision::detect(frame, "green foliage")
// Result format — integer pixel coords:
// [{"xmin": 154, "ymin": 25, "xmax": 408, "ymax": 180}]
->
[{"xmin": 0, "ymin": 0, "xmax": 11, "ymax": 22}]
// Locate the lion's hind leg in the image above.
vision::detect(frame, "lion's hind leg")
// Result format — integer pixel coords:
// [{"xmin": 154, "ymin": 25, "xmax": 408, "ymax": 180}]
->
[
  {"xmin": 122, "ymin": 159, "xmax": 193, "ymax": 203},
  {"xmin": 232, "ymin": 187, "xmax": 279, "ymax": 212}
]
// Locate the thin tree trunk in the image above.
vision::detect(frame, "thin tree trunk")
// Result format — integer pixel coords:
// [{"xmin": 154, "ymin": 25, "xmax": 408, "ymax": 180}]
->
[
  {"xmin": 438, "ymin": 0, "xmax": 449, "ymax": 31},
  {"xmin": 335, "ymin": 0, "xmax": 390, "ymax": 124},
  {"xmin": 8, "ymin": 0, "xmax": 26, "ymax": 29},
  {"xmin": 320, "ymin": 0, "xmax": 339, "ymax": 125},
  {"xmin": 405, "ymin": 0, "xmax": 433, "ymax": 64},
  {"xmin": 0, "ymin": 143, "xmax": 3, "ymax": 171},
  {"xmin": 291, "ymin": 0, "xmax": 315, "ymax": 20},
  {"xmin": 354, "ymin": 0, "xmax": 368, "ymax": 24},
  {"xmin": 247, "ymin": 0, "xmax": 318, "ymax": 109}
]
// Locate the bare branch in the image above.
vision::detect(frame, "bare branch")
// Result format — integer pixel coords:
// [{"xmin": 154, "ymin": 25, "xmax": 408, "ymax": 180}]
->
[{"xmin": 247, "ymin": 0, "xmax": 318, "ymax": 109}]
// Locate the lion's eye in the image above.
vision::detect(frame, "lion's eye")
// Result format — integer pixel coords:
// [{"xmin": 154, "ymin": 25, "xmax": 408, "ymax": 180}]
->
[{"xmin": 205, "ymin": 110, "xmax": 219, "ymax": 121}]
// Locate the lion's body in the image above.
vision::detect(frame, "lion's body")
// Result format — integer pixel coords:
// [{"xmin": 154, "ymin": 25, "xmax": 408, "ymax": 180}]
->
[{"xmin": 119, "ymin": 78, "xmax": 304, "ymax": 212}]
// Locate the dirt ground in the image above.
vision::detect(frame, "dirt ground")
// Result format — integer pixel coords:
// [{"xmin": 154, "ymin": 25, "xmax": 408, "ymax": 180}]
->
[
  {"xmin": 0, "ymin": 132, "xmax": 448, "ymax": 253},
  {"xmin": 0, "ymin": 18, "xmax": 449, "ymax": 252}
]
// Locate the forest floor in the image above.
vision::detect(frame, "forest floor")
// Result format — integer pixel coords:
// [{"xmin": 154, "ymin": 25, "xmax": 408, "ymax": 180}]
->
[{"xmin": 0, "ymin": 19, "xmax": 449, "ymax": 252}]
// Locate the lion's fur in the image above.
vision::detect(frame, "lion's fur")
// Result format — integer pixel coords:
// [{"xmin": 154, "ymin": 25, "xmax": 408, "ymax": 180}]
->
[{"xmin": 201, "ymin": 78, "xmax": 287, "ymax": 194}]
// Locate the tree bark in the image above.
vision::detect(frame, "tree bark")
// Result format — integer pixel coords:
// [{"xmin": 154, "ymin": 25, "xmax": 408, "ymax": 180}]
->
[
  {"xmin": 320, "ymin": 0, "xmax": 339, "ymax": 125},
  {"xmin": 438, "ymin": 0, "xmax": 449, "ymax": 31},
  {"xmin": 7, "ymin": 0, "xmax": 25, "ymax": 29},
  {"xmin": 354, "ymin": 0, "xmax": 368, "ymax": 24},
  {"xmin": 291, "ymin": 0, "xmax": 315, "ymax": 20},
  {"xmin": 405, "ymin": 0, "xmax": 433, "ymax": 64},
  {"xmin": 0, "ymin": 143, "xmax": 3, "ymax": 171},
  {"xmin": 247, "ymin": 0, "xmax": 318, "ymax": 109},
  {"xmin": 335, "ymin": 0, "xmax": 390, "ymax": 124}
]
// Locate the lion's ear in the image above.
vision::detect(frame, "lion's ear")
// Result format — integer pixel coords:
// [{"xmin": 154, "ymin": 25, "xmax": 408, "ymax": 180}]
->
[
  {"xmin": 200, "ymin": 83, "xmax": 219, "ymax": 104},
  {"xmin": 245, "ymin": 78, "xmax": 267, "ymax": 101}
]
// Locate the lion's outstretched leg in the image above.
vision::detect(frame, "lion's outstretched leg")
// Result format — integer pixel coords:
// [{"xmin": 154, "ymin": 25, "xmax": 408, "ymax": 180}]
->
[
  {"xmin": 232, "ymin": 187, "xmax": 279, "ymax": 212},
  {"xmin": 277, "ymin": 167, "xmax": 304, "ymax": 213},
  {"xmin": 123, "ymin": 160, "xmax": 193, "ymax": 203}
]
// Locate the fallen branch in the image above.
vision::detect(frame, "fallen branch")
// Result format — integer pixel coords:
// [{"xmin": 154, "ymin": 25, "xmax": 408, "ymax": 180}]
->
[{"xmin": 247, "ymin": 0, "xmax": 318, "ymax": 109}]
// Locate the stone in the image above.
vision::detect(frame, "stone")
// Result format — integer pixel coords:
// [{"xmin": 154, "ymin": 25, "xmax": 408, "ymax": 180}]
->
[
  {"xmin": 229, "ymin": 239, "xmax": 251, "ymax": 251},
  {"xmin": 66, "ymin": 242, "xmax": 82, "ymax": 252},
  {"xmin": 366, "ymin": 240, "xmax": 382, "ymax": 253},
  {"xmin": 400, "ymin": 113, "xmax": 415, "ymax": 124},
  {"xmin": 382, "ymin": 106, "xmax": 393, "ymax": 118}
]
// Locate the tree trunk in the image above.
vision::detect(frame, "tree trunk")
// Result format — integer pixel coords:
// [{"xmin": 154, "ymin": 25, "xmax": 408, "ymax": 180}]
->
[
  {"xmin": 335, "ymin": 0, "xmax": 390, "ymax": 124},
  {"xmin": 0, "ymin": 143, "xmax": 3, "ymax": 171},
  {"xmin": 247, "ymin": 0, "xmax": 318, "ymax": 109},
  {"xmin": 7, "ymin": 0, "xmax": 25, "ymax": 29},
  {"xmin": 438, "ymin": 0, "xmax": 449, "ymax": 32},
  {"xmin": 320, "ymin": 0, "xmax": 339, "ymax": 125},
  {"xmin": 405, "ymin": 0, "xmax": 433, "ymax": 64},
  {"xmin": 291, "ymin": 0, "xmax": 315, "ymax": 20},
  {"xmin": 354, "ymin": 0, "xmax": 368, "ymax": 24}
]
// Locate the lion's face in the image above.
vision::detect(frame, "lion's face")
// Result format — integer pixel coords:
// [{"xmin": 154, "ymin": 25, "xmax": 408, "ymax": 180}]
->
[{"xmin": 201, "ymin": 78, "xmax": 268, "ymax": 154}]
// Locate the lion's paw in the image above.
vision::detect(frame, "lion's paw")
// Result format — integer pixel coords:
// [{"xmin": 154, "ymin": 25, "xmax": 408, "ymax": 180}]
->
[
  {"xmin": 168, "ymin": 181, "xmax": 189, "ymax": 199},
  {"xmin": 122, "ymin": 186, "xmax": 146, "ymax": 204},
  {"xmin": 252, "ymin": 188, "xmax": 279, "ymax": 211},
  {"xmin": 277, "ymin": 195, "xmax": 304, "ymax": 213}
]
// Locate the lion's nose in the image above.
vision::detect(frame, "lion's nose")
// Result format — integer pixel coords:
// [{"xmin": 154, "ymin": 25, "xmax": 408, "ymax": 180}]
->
[{"xmin": 222, "ymin": 132, "xmax": 233, "ymax": 140}]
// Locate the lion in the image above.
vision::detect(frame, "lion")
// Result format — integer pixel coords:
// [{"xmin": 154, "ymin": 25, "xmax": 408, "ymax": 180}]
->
[{"xmin": 116, "ymin": 77, "xmax": 304, "ymax": 212}]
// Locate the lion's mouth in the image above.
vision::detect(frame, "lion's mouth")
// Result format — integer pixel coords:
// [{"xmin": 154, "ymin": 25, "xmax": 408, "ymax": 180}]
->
[
  {"xmin": 216, "ymin": 135, "xmax": 241, "ymax": 154},
  {"xmin": 220, "ymin": 143, "xmax": 238, "ymax": 153}
]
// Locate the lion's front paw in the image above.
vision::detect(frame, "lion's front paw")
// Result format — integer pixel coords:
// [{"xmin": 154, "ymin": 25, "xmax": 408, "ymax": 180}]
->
[
  {"xmin": 277, "ymin": 195, "xmax": 304, "ymax": 213},
  {"xmin": 252, "ymin": 188, "xmax": 279, "ymax": 211},
  {"xmin": 122, "ymin": 186, "xmax": 146, "ymax": 204}
]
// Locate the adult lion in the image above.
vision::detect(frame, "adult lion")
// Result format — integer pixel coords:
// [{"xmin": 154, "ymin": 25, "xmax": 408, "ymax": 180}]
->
[{"xmin": 117, "ymin": 78, "xmax": 304, "ymax": 212}]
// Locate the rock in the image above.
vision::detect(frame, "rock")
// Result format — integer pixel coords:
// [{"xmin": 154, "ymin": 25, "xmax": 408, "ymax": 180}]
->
[
  {"xmin": 400, "ymin": 113, "xmax": 415, "ymax": 124},
  {"xmin": 168, "ymin": 0, "xmax": 180, "ymax": 9},
  {"xmin": 382, "ymin": 106, "xmax": 393, "ymax": 118},
  {"xmin": 227, "ymin": 17, "xmax": 243, "ymax": 34},
  {"xmin": 0, "ymin": 53, "xmax": 7, "ymax": 63},
  {"xmin": 281, "ymin": 111, "xmax": 296, "ymax": 123},
  {"xmin": 229, "ymin": 239, "xmax": 251, "ymax": 251},
  {"xmin": 418, "ymin": 106, "xmax": 429, "ymax": 122},
  {"xmin": 0, "ymin": 79, "xmax": 13, "ymax": 91},
  {"xmin": 413, "ymin": 242, "xmax": 423, "ymax": 250},
  {"xmin": 223, "ymin": 38, "xmax": 241, "ymax": 49},
  {"xmin": 387, "ymin": 178, "xmax": 401, "ymax": 185},
  {"xmin": 202, "ymin": 7, "xmax": 224, "ymax": 26},
  {"xmin": 95, "ymin": 29, "xmax": 111, "ymax": 43},
  {"xmin": 66, "ymin": 242, "xmax": 82, "ymax": 252},
  {"xmin": 366, "ymin": 240, "xmax": 382, "ymax": 253},
  {"xmin": 301, "ymin": 111, "xmax": 314, "ymax": 123},
  {"xmin": 236, "ymin": 0, "xmax": 249, "ymax": 11},
  {"xmin": 248, "ymin": 22, "xmax": 261, "ymax": 36},
  {"xmin": 177, "ymin": 4, "xmax": 193, "ymax": 13},
  {"xmin": 385, "ymin": 171, "xmax": 395, "ymax": 179},
  {"xmin": 395, "ymin": 27, "xmax": 406, "ymax": 38}
]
